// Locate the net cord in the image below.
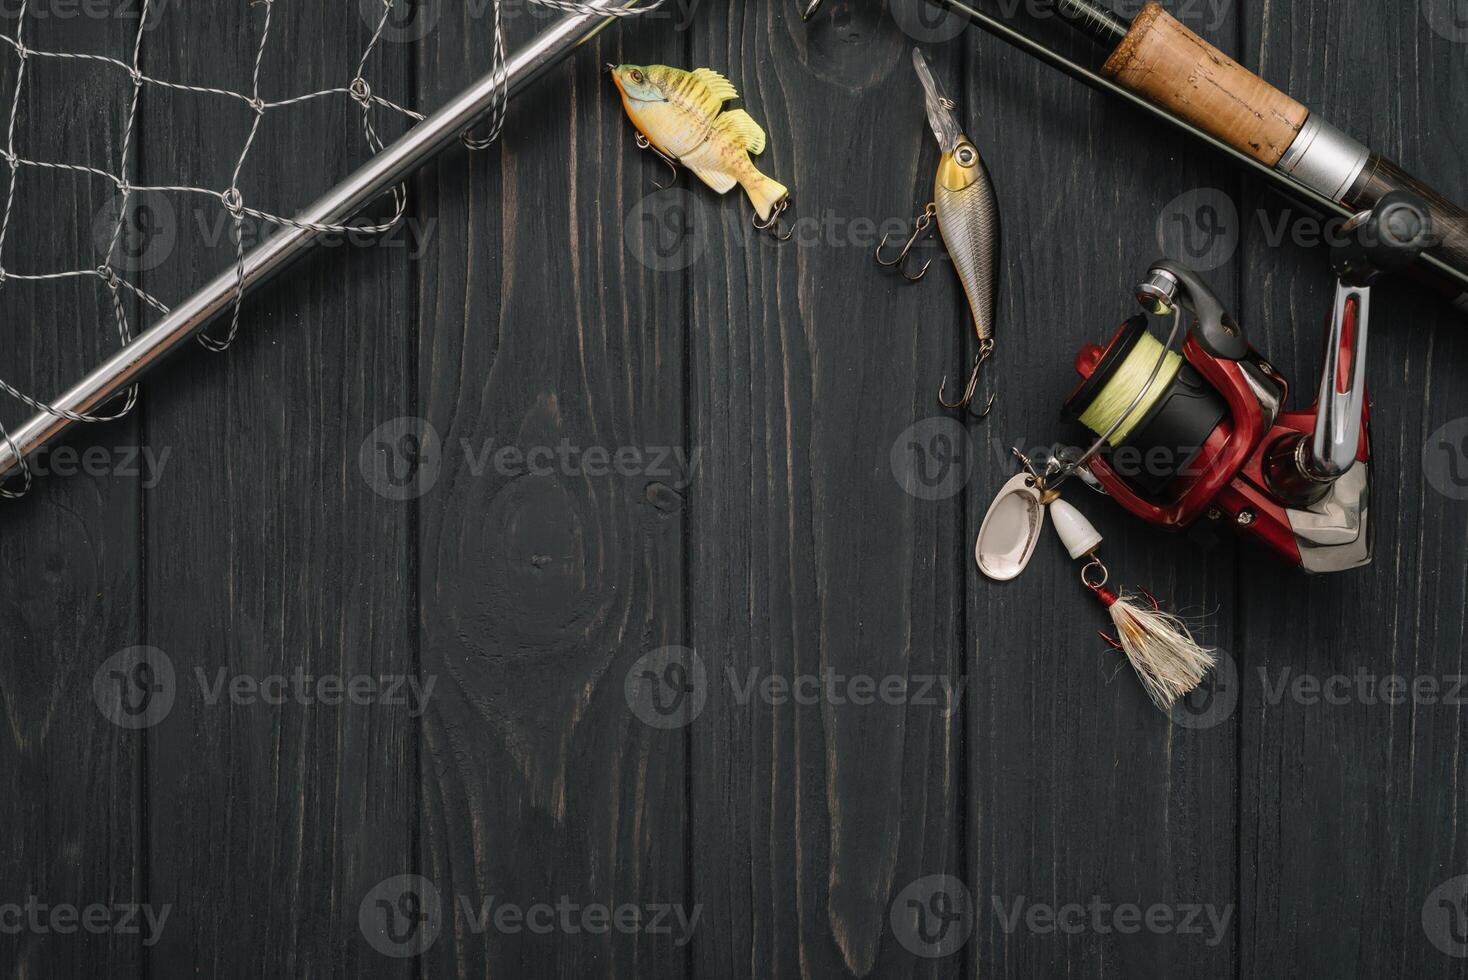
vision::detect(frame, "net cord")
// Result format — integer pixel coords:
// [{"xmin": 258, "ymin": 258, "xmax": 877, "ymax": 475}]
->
[{"xmin": 0, "ymin": 0, "xmax": 662, "ymax": 498}]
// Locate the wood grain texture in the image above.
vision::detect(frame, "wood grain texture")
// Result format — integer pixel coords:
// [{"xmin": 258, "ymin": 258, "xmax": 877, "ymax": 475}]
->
[
  {"xmin": 1239, "ymin": 2, "xmax": 1468, "ymax": 978},
  {"xmin": 138, "ymin": 4, "xmax": 416, "ymax": 977},
  {"xmin": 413, "ymin": 7, "xmax": 691, "ymax": 978},
  {"xmin": 4, "ymin": 1, "xmax": 1468, "ymax": 978},
  {"xmin": 964, "ymin": 2, "xmax": 1240, "ymax": 976},
  {"xmin": 0, "ymin": 6, "xmax": 143, "ymax": 978},
  {"xmin": 688, "ymin": 4, "xmax": 965, "ymax": 977}
]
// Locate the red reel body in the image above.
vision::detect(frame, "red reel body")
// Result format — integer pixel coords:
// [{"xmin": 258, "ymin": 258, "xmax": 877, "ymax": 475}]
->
[{"xmin": 1069, "ymin": 309, "xmax": 1371, "ymax": 570}]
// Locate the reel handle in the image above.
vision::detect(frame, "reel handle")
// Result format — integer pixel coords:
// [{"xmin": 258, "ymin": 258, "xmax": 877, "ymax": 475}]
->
[{"xmin": 1308, "ymin": 282, "xmax": 1369, "ymax": 480}]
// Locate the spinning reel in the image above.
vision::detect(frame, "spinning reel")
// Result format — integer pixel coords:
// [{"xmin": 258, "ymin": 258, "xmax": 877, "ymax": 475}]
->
[{"xmin": 1060, "ymin": 192, "xmax": 1433, "ymax": 573}]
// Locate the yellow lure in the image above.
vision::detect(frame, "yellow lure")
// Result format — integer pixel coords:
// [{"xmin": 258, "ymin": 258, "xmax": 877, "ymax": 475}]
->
[{"xmin": 610, "ymin": 64, "xmax": 790, "ymax": 222}]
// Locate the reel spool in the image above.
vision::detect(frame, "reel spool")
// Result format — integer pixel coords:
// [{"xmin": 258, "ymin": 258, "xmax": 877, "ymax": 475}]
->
[{"xmin": 1062, "ymin": 316, "xmax": 1228, "ymax": 497}]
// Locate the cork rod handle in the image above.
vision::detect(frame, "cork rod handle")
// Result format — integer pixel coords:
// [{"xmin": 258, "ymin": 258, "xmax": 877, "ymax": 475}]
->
[{"xmin": 1102, "ymin": 2, "xmax": 1307, "ymax": 166}]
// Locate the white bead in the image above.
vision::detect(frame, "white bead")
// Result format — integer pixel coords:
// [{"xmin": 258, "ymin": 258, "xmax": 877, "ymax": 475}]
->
[{"xmin": 1050, "ymin": 497, "xmax": 1103, "ymax": 560}]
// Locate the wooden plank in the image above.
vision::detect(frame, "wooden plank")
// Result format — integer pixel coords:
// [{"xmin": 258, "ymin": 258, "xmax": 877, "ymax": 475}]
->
[
  {"xmin": 687, "ymin": 6, "xmax": 966, "ymax": 977},
  {"xmin": 960, "ymin": 2, "xmax": 1241, "ymax": 976},
  {"xmin": 1238, "ymin": 2, "xmax": 1468, "ymax": 977},
  {"xmin": 137, "ymin": 4, "xmax": 416, "ymax": 976},
  {"xmin": 0, "ymin": 5, "xmax": 144, "ymax": 976},
  {"xmin": 413, "ymin": 6, "xmax": 691, "ymax": 976}
]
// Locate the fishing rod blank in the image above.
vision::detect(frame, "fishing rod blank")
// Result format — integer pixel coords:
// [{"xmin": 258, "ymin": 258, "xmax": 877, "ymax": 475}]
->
[{"xmin": 934, "ymin": 0, "xmax": 1468, "ymax": 309}]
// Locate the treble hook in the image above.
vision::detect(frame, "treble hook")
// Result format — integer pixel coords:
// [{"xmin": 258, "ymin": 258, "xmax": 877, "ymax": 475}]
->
[
  {"xmin": 752, "ymin": 198, "xmax": 794, "ymax": 242},
  {"xmin": 634, "ymin": 134, "xmax": 679, "ymax": 190},
  {"xmin": 875, "ymin": 203, "xmax": 937, "ymax": 281},
  {"xmin": 938, "ymin": 338, "xmax": 997, "ymax": 419}
]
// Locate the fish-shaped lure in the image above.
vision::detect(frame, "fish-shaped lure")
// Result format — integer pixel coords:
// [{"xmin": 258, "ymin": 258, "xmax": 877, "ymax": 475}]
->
[
  {"xmin": 610, "ymin": 64, "xmax": 790, "ymax": 227},
  {"xmin": 888, "ymin": 49, "xmax": 1001, "ymax": 415}
]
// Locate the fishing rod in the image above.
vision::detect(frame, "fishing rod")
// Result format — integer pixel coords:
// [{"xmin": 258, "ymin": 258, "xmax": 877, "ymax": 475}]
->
[{"xmin": 930, "ymin": 0, "xmax": 1468, "ymax": 309}]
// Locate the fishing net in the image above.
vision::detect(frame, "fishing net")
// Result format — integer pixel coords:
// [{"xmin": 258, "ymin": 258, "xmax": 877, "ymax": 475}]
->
[{"xmin": 0, "ymin": 0, "xmax": 653, "ymax": 498}]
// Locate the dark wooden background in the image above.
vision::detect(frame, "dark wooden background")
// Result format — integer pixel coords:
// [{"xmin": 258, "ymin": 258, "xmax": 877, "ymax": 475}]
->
[{"xmin": 3, "ymin": 0, "xmax": 1468, "ymax": 976}]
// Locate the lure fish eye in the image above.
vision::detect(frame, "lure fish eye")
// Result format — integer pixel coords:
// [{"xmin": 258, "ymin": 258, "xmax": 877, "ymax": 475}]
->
[
  {"xmin": 955, "ymin": 143, "xmax": 977, "ymax": 167},
  {"xmin": 630, "ymin": 69, "xmax": 645, "ymax": 84}
]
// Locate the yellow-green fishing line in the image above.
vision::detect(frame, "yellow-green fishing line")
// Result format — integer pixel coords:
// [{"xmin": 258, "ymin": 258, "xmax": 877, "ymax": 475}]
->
[{"xmin": 1077, "ymin": 331, "xmax": 1183, "ymax": 445}]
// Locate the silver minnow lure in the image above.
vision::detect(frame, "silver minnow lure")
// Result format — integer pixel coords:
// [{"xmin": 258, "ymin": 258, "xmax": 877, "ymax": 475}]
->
[{"xmin": 913, "ymin": 48, "xmax": 1000, "ymax": 413}]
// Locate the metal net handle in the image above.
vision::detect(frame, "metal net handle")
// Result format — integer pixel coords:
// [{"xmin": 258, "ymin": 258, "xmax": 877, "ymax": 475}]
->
[{"xmin": 0, "ymin": 0, "xmax": 664, "ymax": 498}]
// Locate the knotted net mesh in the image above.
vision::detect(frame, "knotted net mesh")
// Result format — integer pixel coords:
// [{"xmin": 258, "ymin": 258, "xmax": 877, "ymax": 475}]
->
[{"xmin": 0, "ymin": 0, "xmax": 654, "ymax": 497}]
